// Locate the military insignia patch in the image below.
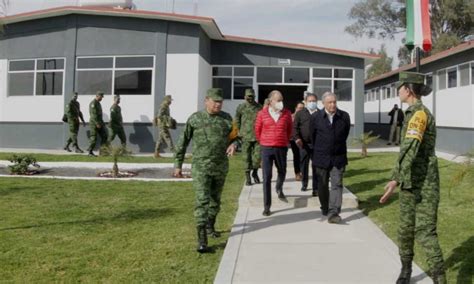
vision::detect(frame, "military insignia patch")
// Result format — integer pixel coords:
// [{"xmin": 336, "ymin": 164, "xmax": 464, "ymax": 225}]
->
[{"xmin": 405, "ymin": 110, "xmax": 427, "ymax": 141}]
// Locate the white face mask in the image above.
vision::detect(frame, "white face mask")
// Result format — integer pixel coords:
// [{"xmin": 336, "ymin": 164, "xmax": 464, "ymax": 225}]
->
[
  {"xmin": 307, "ymin": 101, "xmax": 318, "ymax": 111},
  {"xmin": 274, "ymin": 101, "xmax": 284, "ymax": 111}
]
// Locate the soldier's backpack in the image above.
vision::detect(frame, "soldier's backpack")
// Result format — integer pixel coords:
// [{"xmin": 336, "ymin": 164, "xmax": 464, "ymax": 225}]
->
[
  {"xmin": 62, "ymin": 114, "xmax": 68, "ymax": 123},
  {"xmin": 169, "ymin": 118, "xmax": 177, "ymax": 129}
]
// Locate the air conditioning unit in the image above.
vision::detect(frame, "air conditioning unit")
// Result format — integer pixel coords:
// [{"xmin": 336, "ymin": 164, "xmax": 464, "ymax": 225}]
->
[{"xmin": 78, "ymin": 0, "xmax": 134, "ymax": 9}]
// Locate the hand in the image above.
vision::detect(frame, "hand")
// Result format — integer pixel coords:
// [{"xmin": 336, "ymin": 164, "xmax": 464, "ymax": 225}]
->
[
  {"xmin": 380, "ymin": 180, "xmax": 398, "ymax": 204},
  {"xmin": 226, "ymin": 144, "xmax": 237, "ymax": 157},
  {"xmin": 173, "ymin": 168, "xmax": 183, "ymax": 178},
  {"xmin": 97, "ymin": 124, "xmax": 101, "ymax": 129},
  {"xmin": 295, "ymin": 139, "xmax": 303, "ymax": 148}
]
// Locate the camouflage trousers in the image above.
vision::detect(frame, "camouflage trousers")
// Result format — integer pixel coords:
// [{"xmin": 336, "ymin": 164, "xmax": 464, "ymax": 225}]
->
[
  {"xmin": 108, "ymin": 126, "xmax": 126, "ymax": 146},
  {"xmin": 194, "ymin": 173, "xmax": 226, "ymax": 227},
  {"xmin": 155, "ymin": 127, "xmax": 174, "ymax": 153},
  {"xmin": 242, "ymin": 140, "xmax": 261, "ymax": 171},
  {"xmin": 66, "ymin": 120, "xmax": 79, "ymax": 147},
  {"xmin": 87, "ymin": 123, "xmax": 108, "ymax": 151},
  {"xmin": 398, "ymin": 186, "xmax": 445, "ymax": 272}
]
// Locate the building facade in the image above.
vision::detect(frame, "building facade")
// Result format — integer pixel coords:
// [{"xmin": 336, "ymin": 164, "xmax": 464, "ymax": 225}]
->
[
  {"xmin": 364, "ymin": 41, "xmax": 474, "ymax": 155},
  {"xmin": 0, "ymin": 6, "xmax": 376, "ymax": 152}
]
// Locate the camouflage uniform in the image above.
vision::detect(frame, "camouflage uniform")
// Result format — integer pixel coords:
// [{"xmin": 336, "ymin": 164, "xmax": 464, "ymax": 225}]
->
[
  {"xmin": 87, "ymin": 95, "xmax": 108, "ymax": 152},
  {"xmin": 391, "ymin": 72, "xmax": 445, "ymax": 281},
  {"xmin": 65, "ymin": 96, "xmax": 84, "ymax": 151},
  {"xmin": 155, "ymin": 95, "xmax": 175, "ymax": 154},
  {"xmin": 108, "ymin": 102, "xmax": 126, "ymax": 146},
  {"xmin": 174, "ymin": 88, "xmax": 238, "ymax": 252},
  {"xmin": 235, "ymin": 91, "xmax": 262, "ymax": 172}
]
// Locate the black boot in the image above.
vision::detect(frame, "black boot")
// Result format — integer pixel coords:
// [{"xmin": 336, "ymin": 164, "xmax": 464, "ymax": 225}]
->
[
  {"xmin": 207, "ymin": 217, "xmax": 221, "ymax": 238},
  {"xmin": 431, "ymin": 269, "xmax": 447, "ymax": 284},
  {"xmin": 245, "ymin": 171, "xmax": 252, "ymax": 186},
  {"xmin": 252, "ymin": 169, "xmax": 261, "ymax": 183},
  {"xmin": 88, "ymin": 150, "xmax": 97, "ymax": 157},
  {"xmin": 396, "ymin": 260, "xmax": 412, "ymax": 284},
  {"xmin": 64, "ymin": 142, "xmax": 72, "ymax": 152},
  {"xmin": 196, "ymin": 226, "xmax": 210, "ymax": 253},
  {"xmin": 74, "ymin": 145, "xmax": 84, "ymax": 153}
]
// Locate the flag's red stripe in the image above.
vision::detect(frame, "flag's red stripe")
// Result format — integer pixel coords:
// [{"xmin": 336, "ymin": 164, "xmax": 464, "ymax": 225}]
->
[{"xmin": 421, "ymin": 0, "xmax": 432, "ymax": 51}]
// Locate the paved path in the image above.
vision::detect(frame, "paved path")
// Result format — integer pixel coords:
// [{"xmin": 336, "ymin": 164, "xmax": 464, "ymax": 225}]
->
[{"xmin": 214, "ymin": 159, "xmax": 432, "ymax": 283}]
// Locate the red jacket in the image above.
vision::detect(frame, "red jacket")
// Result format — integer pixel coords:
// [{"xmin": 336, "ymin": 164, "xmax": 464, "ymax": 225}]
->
[{"xmin": 255, "ymin": 107, "xmax": 293, "ymax": 147}]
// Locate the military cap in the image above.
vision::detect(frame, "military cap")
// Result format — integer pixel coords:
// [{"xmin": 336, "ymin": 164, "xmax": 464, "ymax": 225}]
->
[
  {"xmin": 397, "ymin": 71, "xmax": 431, "ymax": 96},
  {"xmin": 244, "ymin": 89, "xmax": 255, "ymax": 98},
  {"xmin": 96, "ymin": 91, "xmax": 104, "ymax": 97},
  {"xmin": 206, "ymin": 88, "xmax": 224, "ymax": 102},
  {"xmin": 164, "ymin": 95, "xmax": 173, "ymax": 101}
]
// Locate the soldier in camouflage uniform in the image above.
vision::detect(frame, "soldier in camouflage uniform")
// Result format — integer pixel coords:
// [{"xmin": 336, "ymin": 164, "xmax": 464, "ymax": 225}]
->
[
  {"xmin": 87, "ymin": 91, "xmax": 108, "ymax": 157},
  {"xmin": 380, "ymin": 72, "xmax": 446, "ymax": 284},
  {"xmin": 174, "ymin": 88, "xmax": 238, "ymax": 253},
  {"xmin": 154, "ymin": 95, "xmax": 175, "ymax": 158},
  {"xmin": 108, "ymin": 95, "xmax": 126, "ymax": 147},
  {"xmin": 235, "ymin": 89, "xmax": 263, "ymax": 186},
  {"xmin": 64, "ymin": 92, "xmax": 86, "ymax": 153}
]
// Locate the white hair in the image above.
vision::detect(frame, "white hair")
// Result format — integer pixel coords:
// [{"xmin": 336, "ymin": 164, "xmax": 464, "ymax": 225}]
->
[{"xmin": 321, "ymin": 91, "xmax": 337, "ymax": 102}]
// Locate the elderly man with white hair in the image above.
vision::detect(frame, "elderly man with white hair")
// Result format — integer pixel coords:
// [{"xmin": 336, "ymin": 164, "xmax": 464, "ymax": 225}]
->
[{"xmin": 311, "ymin": 92, "xmax": 351, "ymax": 223}]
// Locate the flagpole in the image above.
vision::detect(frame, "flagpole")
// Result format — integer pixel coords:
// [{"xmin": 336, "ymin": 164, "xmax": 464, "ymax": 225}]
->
[{"xmin": 416, "ymin": 47, "xmax": 421, "ymax": 72}]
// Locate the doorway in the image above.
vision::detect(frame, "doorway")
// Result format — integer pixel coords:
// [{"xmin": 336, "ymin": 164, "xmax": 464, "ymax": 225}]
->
[{"xmin": 258, "ymin": 85, "xmax": 308, "ymax": 112}]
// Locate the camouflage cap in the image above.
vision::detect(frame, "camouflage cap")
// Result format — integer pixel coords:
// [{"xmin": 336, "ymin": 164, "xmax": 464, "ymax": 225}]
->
[
  {"xmin": 164, "ymin": 95, "xmax": 172, "ymax": 101},
  {"xmin": 206, "ymin": 88, "xmax": 224, "ymax": 102},
  {"xmin": 96, "ymin": 91, "xmax": 104, "ymax": 97},
  {"xmin": 397, "ymin": 71, "xmax": 431, "ymax": 96},
  {"xmin": 244, "ymin": 88, "xmax": 255, "ymax": 98}
]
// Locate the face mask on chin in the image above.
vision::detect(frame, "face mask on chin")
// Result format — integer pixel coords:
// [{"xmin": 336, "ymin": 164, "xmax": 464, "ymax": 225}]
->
[
  {"xmin": 274, "ymin": 101, "xmax": 284, "ymax": 111},
  {"xmin": 307, "ymin": 102, "xmax": 317, "ymax": 111}
]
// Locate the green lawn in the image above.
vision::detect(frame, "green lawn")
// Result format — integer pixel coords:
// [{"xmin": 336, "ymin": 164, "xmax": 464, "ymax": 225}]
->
[
  {"xmin": 345, "ymin": 152, "xmax": 473, "ymax": 283},
  {"xmin": 1, "ymin": 152, "xmax": 472, "ymax": 283},
  {"xmin": 0, "ymin": 155, "xmax": 244, "ymax": 283}
]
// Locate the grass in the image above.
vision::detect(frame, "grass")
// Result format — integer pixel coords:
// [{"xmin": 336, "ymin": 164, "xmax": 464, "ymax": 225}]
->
[
  {"xmin": 0, "ymin": 154, "xmax": 245, "ymax": 283},
  {"xmin": 345, "ymin": 152, "xmax": 474, "ymax": 283}
]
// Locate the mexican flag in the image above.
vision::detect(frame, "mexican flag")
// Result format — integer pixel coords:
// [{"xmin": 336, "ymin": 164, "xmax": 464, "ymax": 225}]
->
[{"xmin": 405, "ymin": 0, "xmax": 432, "ymax": 52}]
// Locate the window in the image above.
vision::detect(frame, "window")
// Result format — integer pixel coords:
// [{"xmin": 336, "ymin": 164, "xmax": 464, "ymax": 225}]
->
[
  {"xmin": 385, "ymin": 86, "xmax": 391, "ymax": 99},
  {"xmin": 334, "ymin": 80, "xmax": 352, "ymax": 101},
  {"xmin": 425, "ymin": 74, "xmax": 433, "ymax": 90},
  {"xmin": 312, "ymin": 68, "xmax": 332, "ymax": 78},
  {"xmin": 8, "ymin": 58, "xmax": 65, "ymax": 96},
  {"xmin": 212, "ymin": 66, "xmax": 255, "ymax": 100},
  {"xmin": 447, "ymin": 68, "xmax": 457, "ymax": 88},
  {"xmin": 284, "ymin": 68, "xmax": 309, "ymax": 83},
  {"xmin": 313, "ymin": 79, "xmax": 332, "ymax": 97},
  {"xmin": 257, "ymin": 67, "xmax": 282, "ymax": 83},
  {"xmin": 471, "ymin": 63, "xmax": 474, "ymax": 85},
  {"xmin": 76, "ymin": 56, "xmax": 154, "ymax": 95},
  {"xmin": 459, "ymin": 63, "xmax": 470, "ymax": 86},
  {"xmin": 438, "ymin": 70, "xmax": 446, "ymax": 90},
  {"xmin": 312, "ymin": 67, "xmax": 354, "ymax": 101},
  {"xmin": 334, "ymin": 68, "xmax": 353, "ymax": 79}
]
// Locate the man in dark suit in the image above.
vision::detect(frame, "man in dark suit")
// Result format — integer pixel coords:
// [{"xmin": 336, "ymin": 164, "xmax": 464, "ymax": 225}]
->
[
  {"xmin": 293, "ymin": 92, "xmax": 319, "ymax": 195},
  {"xmin": 311, "ymin": 92, "xmax": 351, "ymax": 224}
]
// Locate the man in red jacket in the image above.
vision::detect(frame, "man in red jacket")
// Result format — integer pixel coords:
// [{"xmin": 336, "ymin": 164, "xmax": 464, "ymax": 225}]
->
[{"xmin": 255, "ymin": 90, "xmax": 293, "ymax": 216}]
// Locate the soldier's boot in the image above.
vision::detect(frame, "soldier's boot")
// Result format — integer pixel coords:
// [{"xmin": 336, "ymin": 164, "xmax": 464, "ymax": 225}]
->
[
  {"xmin": 396, "ymin": 260, "xmax": 412, "ymax": 284},
  {"xmin": 154, "ymin": 152, "xmax": 161, "ymax": 158},
  {"xmin": 252, "ymin": 169, "xmax": 261, "ymax": 184},
  {"xmin": 88, "ymin": 150, "xmax": 97, "ymax": 157},
  {"xmin": 74, "ymin": 145, "xmax": 84, "ymax": 154},
  {"xmin": 64, "ymin": 142, "xmax": 72, "ymax": 152},
  {"xmin": 196, "ymin": 226, "xmax": 210, "ymax": 253},
  {"xmin": 431, "ymin": 269, "xmax": 447, "ymax": 284},
  {"xmin": 206, "ymin": 217, "xmax": 221, "ymax": 238},
  {"xmin": 245, "ymin": 171, "xmax": 252, "ymax": 186}
]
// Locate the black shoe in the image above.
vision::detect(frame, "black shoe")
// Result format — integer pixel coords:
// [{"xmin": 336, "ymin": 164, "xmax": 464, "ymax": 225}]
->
[
  {"xmin": 196, "ymin": 226, "xmax": 211, "ymax": 253},
  {"xmin": 301, "ymin": 186, "xmax": 307, "ymax": 192},
  {"xmin": 245, "ymin": 171, "xmax": 252, "ymax": 186},
  {"xmin": 395, "ymin": 143, "xmax": 399, "ymax": 146},
  {"xmin": 277, "ymin": 190, "xmax": 285, "ymax": 199},
  {"xmin": 75, "ymin": 147, "xmax": 84, "ymax": 154},
  {"xmin": 328, "ymin": 214, "xmax": 342, "ymax": 224},
  {"xmin": 312, "ymin": 190, "xmax": 318, "ymax": 197},
  {"xmin": 387, "ymin": 142, "xmax": 392, "ymax": 145},
  {"xmin": 321, "ymin": 209, "xmax": 328, "ymax": 216},
  {"xmin": 88, "ymin": 151, "xmax": 97, "ymax": 157},
  {"xmin": 396, "ymin": 260, "xmax": 412, "ymax": 284},
  {"xmin": 206, "ymin": 217, "xmax": 221, "ymax": 238},
  {"xmin": 252, "ymin": 169, "xmax": 261, "ymax": 184},
  {"xmin": 262, "ymin": 208, "xmax": 271, "ymax": 216},
  {"xmin": 64, "ymin": 146, "xmax": 72, "ymax": 152}
]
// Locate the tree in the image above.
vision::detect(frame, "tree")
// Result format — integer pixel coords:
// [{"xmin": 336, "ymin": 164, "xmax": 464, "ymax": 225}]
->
[
  {"xmin": 351, "ymin": 131, "xmax": 380, "ymax": 157},
  {"xmin": 346, "ymin": 0, "xmax": 474, "ymax": 62},
  {"xmin": 366, "ymin": 44, "xmax": 393, "ymax": 79}
]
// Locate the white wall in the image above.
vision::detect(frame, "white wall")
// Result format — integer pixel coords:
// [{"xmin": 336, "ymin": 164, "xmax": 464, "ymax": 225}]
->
[
  {"xmin": 436, "ymin": 85, "xmax": 474, "ymax": 128},
  {"xmin": 364, "ymin": 101, "xmax": 379, "ymax": 123},
  {"xmin": 197, "ymin": 55, "xmax": 211, "ymax": 113},
  {"xmin": 165, "ymin": 54, "xmax": 200, "ymax": 123},
  {"xmin": 380, "ymin": 97, "xmax": 402, "ymax": 124},
  {"xmin": 0, "ymin": 60, "xmax": 65, "ymax": 122}
]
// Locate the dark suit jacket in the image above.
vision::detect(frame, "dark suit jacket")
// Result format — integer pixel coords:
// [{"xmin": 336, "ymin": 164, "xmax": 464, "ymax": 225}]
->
[
  {"xmin": 388, "ymin": 108, "xmax": 404, "ymax": 126},
  {"xmin": 311, "ymin": 108, "xmax": 351, "ymax": 169},
  {"xmin": 293, "ymin": 108, "xmax": 319, "ymax": 145}
]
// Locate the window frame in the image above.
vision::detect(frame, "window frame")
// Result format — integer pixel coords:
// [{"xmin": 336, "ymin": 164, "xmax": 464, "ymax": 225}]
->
[
  {"xmin": 312, "ymin": 67, "xmax": 354, "ymax": 101},
  {"xmin": 7, "ymin": 57, "xmax": 66, "ymax": 97},
  {"xmin": 75, "ymin": 55, "xmax": 155, "ymax": 96},
  {"xmin": 212, "ymin": 65, "xmax": 256, "ymax": 100}
]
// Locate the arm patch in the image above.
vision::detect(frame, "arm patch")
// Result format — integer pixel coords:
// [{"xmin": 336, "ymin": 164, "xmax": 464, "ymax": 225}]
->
[{"xmin": 405, "ymin": 110, "xmax": 427, "ymax": 141}]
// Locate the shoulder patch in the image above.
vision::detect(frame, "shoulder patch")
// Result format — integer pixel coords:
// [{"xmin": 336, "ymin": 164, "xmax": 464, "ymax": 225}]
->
[{"xmin": 405, "ymin": 110, "xmax": 427, "ymax": 141}]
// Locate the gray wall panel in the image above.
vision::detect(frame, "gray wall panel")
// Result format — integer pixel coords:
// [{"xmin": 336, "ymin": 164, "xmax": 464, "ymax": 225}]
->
[
  {"xmin": 436, "ymin": 127, "xmax": 474, "ymax": 155},
  {"xmin": 199, "ymin": 29, "xmax": 211, "ymax": 63},
  {"xmin": 166, "ymin": 22, "xmax": 200, "ymax": 54}
]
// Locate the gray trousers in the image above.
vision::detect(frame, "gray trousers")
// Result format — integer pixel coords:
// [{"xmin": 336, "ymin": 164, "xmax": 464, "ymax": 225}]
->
[
  {"xmin": 316, "ymin": 166, "xmax": 344, "ymax": 216},
  {"xmin": 389, "ymin": 124, "xmax": 401, "ymax": 144}
]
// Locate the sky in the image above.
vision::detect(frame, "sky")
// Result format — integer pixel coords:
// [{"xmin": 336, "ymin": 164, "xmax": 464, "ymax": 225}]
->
[{"xmin": 4, "ymin": 0, "xmax": 404, "ymax": 67}]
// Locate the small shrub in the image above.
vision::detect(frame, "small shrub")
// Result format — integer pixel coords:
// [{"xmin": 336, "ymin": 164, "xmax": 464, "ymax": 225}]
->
[
  {"xmin": 8, "ymin": 154, "xmax": 40, "ymax": 175},
  {"xmin": 352, "ymin": 131, "xmax": 380, "ymax": 157},
  {"xmin": 100, "ymin": 145, "xmax": 131, "ymax": 177}
]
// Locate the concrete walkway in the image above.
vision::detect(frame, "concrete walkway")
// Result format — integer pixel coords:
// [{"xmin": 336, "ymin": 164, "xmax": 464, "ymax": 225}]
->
[{"xmin": 214, "ymin": 161, "xmax": 432, "ymax": 283}]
